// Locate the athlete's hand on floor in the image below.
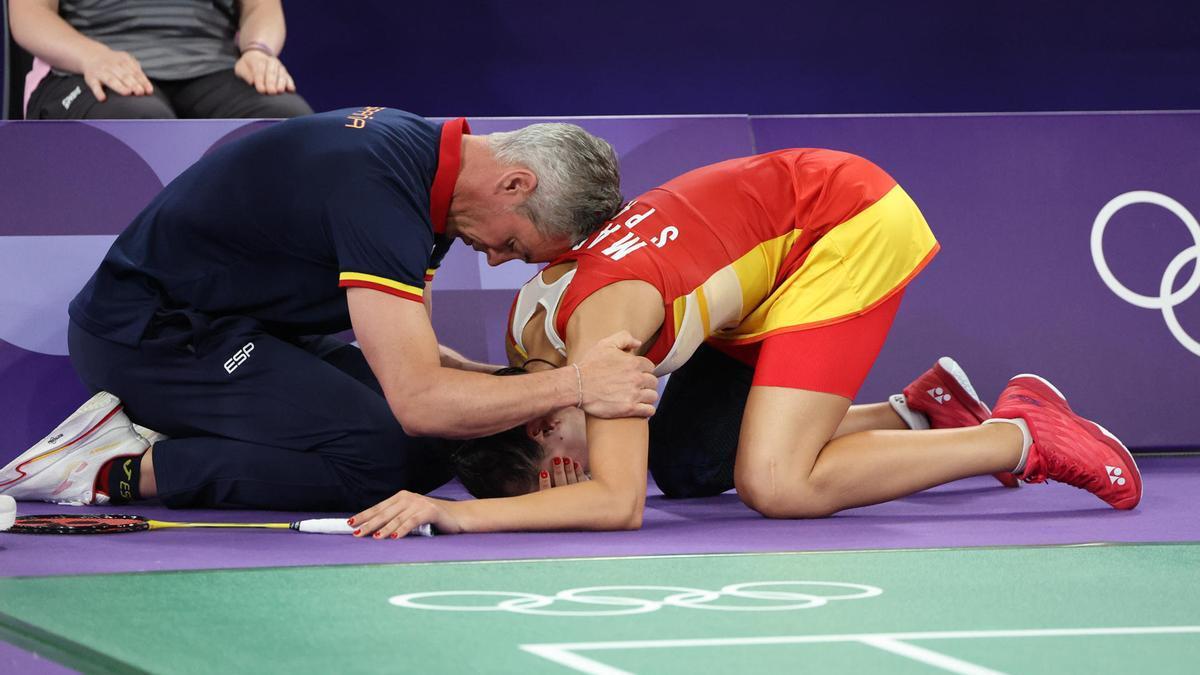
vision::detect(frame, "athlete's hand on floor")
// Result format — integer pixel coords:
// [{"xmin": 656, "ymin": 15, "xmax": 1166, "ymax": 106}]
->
[
  {"xmin": 349, "ymin": 490, "xmax": 463, "ymax": 539},
  {"xmin": 575, "ymin": 331, "xmax": 658, "ymax": 419},
  {"xmin": 538, "ymin": 457, "xmax": 589, "ymax": 490}
]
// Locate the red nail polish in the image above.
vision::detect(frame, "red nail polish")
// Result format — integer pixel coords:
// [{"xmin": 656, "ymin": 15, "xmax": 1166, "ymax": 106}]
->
[
  {"xmin": 373, "ymin": 532, "xmax": 381, "ymax": 539},
  {"xmin": 553, "ymin": 457, "xmax": 561, "ymax": 465},
  {"xmin": 353, "ymin": 529, "xmax": 361, "ymax": 536},
  {"xmin": 540, "ymin": 471, "xmax": 549, "ymax": 478},
  {"xmin": 390, "ymin": 532, "xmax": 399, "ymax": 539},
  {"xmin": 347, "ymin": 518, "xmax": 355, "ymax": 526}
]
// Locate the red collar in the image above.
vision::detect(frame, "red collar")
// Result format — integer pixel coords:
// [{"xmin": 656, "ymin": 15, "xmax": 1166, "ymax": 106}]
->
[{"xmin": 430, "ymin": 117, "xmax": 470, "ymax": 234}]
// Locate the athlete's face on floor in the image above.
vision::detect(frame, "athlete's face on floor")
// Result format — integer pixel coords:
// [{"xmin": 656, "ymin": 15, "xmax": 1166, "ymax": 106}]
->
[{"xmin": 527, "ymin": 406, "xmax": 589, "ymax": 474}]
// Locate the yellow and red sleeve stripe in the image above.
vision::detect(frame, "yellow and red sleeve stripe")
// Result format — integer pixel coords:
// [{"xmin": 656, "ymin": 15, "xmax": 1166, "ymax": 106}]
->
[
  {"xmin": 339, "ymin": 272, "xmax": 423, "ymax": 303},
  {"xmin": 424, "ymin": 268, "xmax": 436, "ymax": 283}
]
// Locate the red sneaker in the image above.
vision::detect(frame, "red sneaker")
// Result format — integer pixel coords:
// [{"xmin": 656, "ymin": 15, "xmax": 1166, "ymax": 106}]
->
[
  {"xmin": 904, "ymin": 357, "xmax": 1019, "ymax": 488},
  {"xmin": 991, "ymin": 374, "xmax": 1141, "ymax": 510}
]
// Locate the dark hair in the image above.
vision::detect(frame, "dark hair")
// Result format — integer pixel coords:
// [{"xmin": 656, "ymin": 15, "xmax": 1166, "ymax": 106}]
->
[{"xmin": 451, "ymin": 367, "xmax": 547, "ymax": 498}]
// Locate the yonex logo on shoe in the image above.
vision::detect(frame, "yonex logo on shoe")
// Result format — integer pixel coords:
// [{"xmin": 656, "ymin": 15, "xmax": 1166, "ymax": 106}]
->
[
  {"xmin": 1106, "ymin": 465, "xmax": 1127, "ymax": 486},
  {"xmin": 47, "ymin": 433, "xmax": 64, "ymax": 445},
  {"xmin": 926, "ymin": 387, "xmax": 952, "ymax": 404}
]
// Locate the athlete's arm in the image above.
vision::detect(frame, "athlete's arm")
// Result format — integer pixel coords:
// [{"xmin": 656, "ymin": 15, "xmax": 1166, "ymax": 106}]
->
[
  {"xmin": 348, "ymin": 287, "xmax": 657, "ymax": 438},
  {"xmin": 438, "ymin": 344, "xmax": 503, "ymax": 373},
  {"xmin": 350, "ymin": 280, "xmax": 666, "ymax": 534}
]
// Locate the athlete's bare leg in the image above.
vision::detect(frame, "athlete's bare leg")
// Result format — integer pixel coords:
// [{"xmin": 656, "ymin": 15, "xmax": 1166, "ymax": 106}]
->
[
  {"xmin": 733, "ymin": 386, "xmax": 1022, "ymax": 518},
  {"xmin": 139, "ymin": 447, "xmax": 158, "ymax": 499},
  {"xmin": 832, "ymin": 402, "xmax": 907, "ymax": 438}
]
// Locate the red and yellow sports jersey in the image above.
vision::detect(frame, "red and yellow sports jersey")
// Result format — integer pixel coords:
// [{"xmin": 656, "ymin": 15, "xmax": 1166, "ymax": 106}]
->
[{"xmin": 508, "ymin": 149, "xmax": 939, "ymax": 375}]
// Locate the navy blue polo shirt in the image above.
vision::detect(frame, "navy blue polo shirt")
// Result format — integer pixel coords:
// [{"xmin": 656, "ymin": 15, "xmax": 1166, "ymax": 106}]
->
[{"xmin": 69, "ymin": 108, "xmax": 468, "ymax": 346}]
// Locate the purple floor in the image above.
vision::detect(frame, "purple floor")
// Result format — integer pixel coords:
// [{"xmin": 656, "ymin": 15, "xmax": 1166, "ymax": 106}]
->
[
  {"xmin": 2, "ymin": 455, "xmax": 1197, "ymax": 578},
  {"xmin": 0, "ymin": 642, "xmax": 76, "ymax": 675}
]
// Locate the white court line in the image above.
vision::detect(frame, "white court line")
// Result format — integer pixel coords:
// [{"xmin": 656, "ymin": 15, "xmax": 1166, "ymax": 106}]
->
[
  {"xmin": 521, "ymin": 645, "xmax": 634, "ymax": 675},
  {"xmin": 521, "ymin": 625, "xmax": 1200, "ymax": 675},
  {"xmin": 859, "ymin": 636, "xmax": 1005, "ymax": 675}
]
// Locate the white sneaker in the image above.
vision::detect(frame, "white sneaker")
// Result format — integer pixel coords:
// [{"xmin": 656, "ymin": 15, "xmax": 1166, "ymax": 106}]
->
[{"xmin": 0, "ymin": 391, "xmax": 150, "ymax": 505}]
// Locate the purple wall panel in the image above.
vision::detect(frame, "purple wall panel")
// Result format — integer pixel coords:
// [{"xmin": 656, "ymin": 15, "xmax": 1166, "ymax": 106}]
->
[{"xmin": 753, "ymin": 112, "xmax": 1200, "ymax": 447}]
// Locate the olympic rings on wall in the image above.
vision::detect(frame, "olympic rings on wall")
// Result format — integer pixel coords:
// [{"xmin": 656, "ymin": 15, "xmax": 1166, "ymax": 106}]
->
[{"xmin": 1092, "ymin": 190, "xmax": 1200, "ymax": 357}]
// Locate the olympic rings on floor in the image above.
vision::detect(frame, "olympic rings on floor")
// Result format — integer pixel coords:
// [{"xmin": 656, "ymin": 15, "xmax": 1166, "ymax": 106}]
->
[{"xmin": 388, "ymin": 581, "xmax": 883, "ymax": 616}]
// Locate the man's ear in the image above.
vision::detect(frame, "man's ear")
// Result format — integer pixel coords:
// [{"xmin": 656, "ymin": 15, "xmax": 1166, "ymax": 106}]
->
[{"xmin": 497, "ymin": 167, "xmax": 538, "ymax": 198}]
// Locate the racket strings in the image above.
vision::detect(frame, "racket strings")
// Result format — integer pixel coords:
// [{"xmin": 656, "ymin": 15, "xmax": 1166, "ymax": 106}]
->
[{"xmin": 10, "ymin": 514, "xmax": 149, "ymax": 534}]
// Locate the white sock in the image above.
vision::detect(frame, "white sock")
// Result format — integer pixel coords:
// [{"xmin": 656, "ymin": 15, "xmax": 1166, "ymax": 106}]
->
[
  {"xmin": 982, "ymin": 418, "xmax": 1032, "ymax": 473},
  {"xmin": 889, "ymin": 394, "xmax": 930, "ymax": 430}
]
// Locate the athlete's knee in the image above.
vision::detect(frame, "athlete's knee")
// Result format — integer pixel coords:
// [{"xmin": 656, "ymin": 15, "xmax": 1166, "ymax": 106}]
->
[{"xmin": 734, "ymin": 463, "xmax": 836, "ymax": 519}]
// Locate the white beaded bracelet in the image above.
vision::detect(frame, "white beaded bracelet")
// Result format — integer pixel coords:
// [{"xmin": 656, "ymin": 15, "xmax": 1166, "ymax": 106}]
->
[{"xmin": 571, "ymin": 362, "xmax": 583, "ymax": 408}]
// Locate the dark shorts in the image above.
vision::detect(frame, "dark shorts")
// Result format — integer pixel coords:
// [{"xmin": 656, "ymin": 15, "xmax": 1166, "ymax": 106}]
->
[{"xmin": 648, "ymin": 344, "xmax": 753, "ymax": 499}]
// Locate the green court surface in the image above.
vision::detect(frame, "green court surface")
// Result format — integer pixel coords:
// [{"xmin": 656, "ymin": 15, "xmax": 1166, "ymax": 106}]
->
[{"xmin": 2, "ymin": 543, "xmax": 1198, "ymax": 674}]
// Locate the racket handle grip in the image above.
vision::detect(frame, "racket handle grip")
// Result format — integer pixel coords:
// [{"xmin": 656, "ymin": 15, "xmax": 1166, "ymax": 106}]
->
[
  {"xmin": 291, "ymin": 518, "xmax": 354, "ymax": 535},
  {"xmin": 290, "ymin": 519, "xmax": 435, "ymax": 538}
]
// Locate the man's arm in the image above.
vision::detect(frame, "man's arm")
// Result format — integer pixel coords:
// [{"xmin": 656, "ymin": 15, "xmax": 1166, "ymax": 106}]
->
[
  {"xmin": 347, "ymin": 287, "xmax": 656, "ymax": 438},
  {"xmin": 350, "ymin": 280, "xmax": 666, "ymax": 535}
]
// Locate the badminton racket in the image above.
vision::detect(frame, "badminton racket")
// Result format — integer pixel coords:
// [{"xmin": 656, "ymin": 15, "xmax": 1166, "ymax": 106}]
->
[{"xmin": 6, "ymin": 514, "xmax": 432, "ymax": 537}]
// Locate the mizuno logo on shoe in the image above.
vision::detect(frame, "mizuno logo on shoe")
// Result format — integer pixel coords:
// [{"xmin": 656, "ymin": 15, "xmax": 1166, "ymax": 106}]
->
[
  {"xmin": 1106, "ymin": 465, "xmax": 1127, "ymax": 486},
  {"xmin": 926, "ymin": 387, "xmax": 952, "ymax": 404}
]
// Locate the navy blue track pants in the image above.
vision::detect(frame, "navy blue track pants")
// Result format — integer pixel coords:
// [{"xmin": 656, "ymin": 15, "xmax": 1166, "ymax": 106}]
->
[{"xmin": 67, "ymin": 312, "xmax": 451, "ymax": 512}]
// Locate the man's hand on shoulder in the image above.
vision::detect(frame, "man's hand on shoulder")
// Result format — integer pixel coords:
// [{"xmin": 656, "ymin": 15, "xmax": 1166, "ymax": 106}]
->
[{"xmin": 575, "ymin": 331, "xmax": 658, "ymax": 419}]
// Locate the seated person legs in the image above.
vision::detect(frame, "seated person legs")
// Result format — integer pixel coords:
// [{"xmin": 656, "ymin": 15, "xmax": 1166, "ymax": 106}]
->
[{"xmin": 26, "ymin": 74, "xmax": 176, "ymax": 119}]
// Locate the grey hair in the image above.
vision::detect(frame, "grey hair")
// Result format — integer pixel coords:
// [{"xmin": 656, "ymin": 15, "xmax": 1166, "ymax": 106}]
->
[{"xmin": 487, "ymin": 123, "xmax": 623, "ymax": 243}]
